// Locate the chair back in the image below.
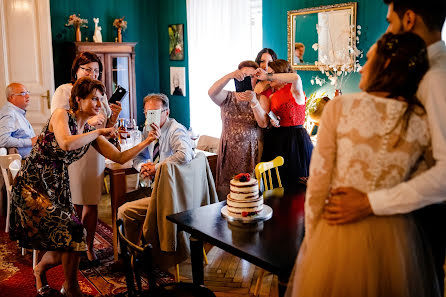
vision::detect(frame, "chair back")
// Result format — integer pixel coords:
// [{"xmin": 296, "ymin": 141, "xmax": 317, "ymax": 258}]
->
[
  {"xmin": 117, "ymin": 219, "xmax": 216, "ymax": 297},
  {"xmin": 0, "ymin": 152, "xmax": 22, "ymax": 233},
  {"xmin": 117, "ymin": 219, "xmax": 156, "ymax": 297},
  {"xmin": 9, "ymin": 159, "xmax": 21, "ymax": 179},
  {"xmin": 255, "ymin": 156, "xmax": 284, "ymax": 191},
  {"xmin": 0, "ymin": 153, "xmax": 21, "ymax": 190}
]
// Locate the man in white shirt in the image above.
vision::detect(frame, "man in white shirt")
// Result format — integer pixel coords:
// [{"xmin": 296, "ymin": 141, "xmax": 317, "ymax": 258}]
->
[
  {"xmin": 118, "ymin": 93, "xmax": 194, "ymax": 244},
  {"xmin": 323, "ymin": 0, "xmax": 446, "ymax": 293},
  {"xmin": 0, "ymin": 83, "xmax": 37, "ymax": 157}
]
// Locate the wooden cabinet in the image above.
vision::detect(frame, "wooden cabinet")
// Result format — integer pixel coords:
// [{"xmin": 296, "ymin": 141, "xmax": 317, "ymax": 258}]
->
[{"xmin": 74, "ymin": 42, "xmax": 138, "ymax": 121}]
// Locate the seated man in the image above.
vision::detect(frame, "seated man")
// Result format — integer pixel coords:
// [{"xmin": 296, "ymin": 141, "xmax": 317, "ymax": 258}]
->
[
  {"xmin": 118, "ymin": 93, "xmax": 194, "ymax": 244},
  {"xmin": 0, "ymin": 83, "xmax": 37, "ymax": 157}
]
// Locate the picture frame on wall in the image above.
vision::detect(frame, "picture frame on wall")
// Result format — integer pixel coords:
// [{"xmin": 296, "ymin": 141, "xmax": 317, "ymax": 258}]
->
[
  {"xmin": 168, "ymin": 24, "xmax": 184, "ymax": 61},
  {"xmin": 170, "ymin": 67, "xmax": 186, "ymax": 96}
]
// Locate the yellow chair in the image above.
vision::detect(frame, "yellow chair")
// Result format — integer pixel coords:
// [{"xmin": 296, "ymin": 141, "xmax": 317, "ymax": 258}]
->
[
  {"xmin": 253, "ymin": 156, "xmax": 284, "ymax": 296},
  {"xmin": 255, "ymin": 156, "xmax": 284, "ymax": 197}
]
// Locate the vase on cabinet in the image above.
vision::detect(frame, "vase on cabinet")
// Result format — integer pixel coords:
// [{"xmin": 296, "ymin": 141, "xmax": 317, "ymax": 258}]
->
[{"xmin": 75, "ymin": 26, "xmax": 81, "ymax": 42}]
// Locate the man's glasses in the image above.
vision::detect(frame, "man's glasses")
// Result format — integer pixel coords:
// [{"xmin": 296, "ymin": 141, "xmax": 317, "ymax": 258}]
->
[
  {"xmin": 12, "ymin": 91, "xmax": 30, "ymax": 97},
  {"xmin": 80, "ymin": 66, "xmax": 101, "ymax": 75}
]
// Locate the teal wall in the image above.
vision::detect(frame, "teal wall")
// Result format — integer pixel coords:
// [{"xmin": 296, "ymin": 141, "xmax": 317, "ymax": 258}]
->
[
  {"xmin": 263, "ymin": 0, "xmax": 388, "ymax": 97},
  {"xmin": 157, "ymin": 0, "xmax": 190, "ymax": 128},
  {"xmin": 50, "ymin": 0, "xmax": 161, "ymax": 126},
  {"xmin": 294, "ymin": 13, "xmax": 318, "ymax": 63}
]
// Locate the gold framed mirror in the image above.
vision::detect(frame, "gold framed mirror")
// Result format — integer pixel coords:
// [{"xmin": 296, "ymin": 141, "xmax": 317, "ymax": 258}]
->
[{"xmin": 287, "ymin": 2, "xmax": 357, "ymax": 71}]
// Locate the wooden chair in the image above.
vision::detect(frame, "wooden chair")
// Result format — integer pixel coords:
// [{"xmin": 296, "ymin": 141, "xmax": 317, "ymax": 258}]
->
[
  {"xmin": 0, "ymin": 150, "xmax": 21, "ymax": 233},
  {"xmin": 117, "ymin": 219, "xmax": 215, "ymax": 297},
  {"xmin": 0, "ymin": 149, "xmax": 38, "ymax": 267},
  {"xmin": 253, "ymin": 156, "xmax": 284, "ymax": 296}
]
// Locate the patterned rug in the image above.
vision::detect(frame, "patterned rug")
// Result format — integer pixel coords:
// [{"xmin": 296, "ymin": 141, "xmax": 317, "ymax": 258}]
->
[{"xmin": 0, "ymin": 219, "xmax": 174, "ymax": 296}]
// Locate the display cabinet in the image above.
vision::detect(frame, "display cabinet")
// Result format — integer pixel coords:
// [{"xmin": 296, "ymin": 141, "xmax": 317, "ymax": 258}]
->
[{"xmin": 74, "ymin": 42, "xmax": 138, "ymax": 121}]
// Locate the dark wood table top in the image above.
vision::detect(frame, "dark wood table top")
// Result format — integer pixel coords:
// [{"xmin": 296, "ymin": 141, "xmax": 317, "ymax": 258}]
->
[{"xmin": 167, "ymin": 185, "xmax": 306, "ymax": 280}]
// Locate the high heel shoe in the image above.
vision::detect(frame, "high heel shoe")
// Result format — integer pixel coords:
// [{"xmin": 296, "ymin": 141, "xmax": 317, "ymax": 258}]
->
[
  {"xmin": 34, "ymin": 268, "xmax": 58, "ymax": 296},
  {"xmin": 60, "ymin": 286, "xmax": 93, "ymax": 297}
]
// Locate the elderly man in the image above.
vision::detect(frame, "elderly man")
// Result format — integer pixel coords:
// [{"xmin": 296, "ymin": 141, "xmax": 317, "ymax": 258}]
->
[
  {"xmin": 0, "ymin": 83, "xmax": 37, "ymax": 157},
  {"xmin": 118, "ymin": 93, "xmax": 194, "ymax": 244}
]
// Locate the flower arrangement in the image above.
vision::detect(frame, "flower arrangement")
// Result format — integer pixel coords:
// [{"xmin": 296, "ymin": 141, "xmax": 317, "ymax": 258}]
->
[
  {"xmin": 65, "ymin": 14, "xmax": 88, "ymax": 41},
  {"xmin": 311, "ymin": 25, "xmax": 363, "ymax": 91},
  {"xmin": 65, "ymin": 14, "xmax": 88, "ymax": 29},
  {"xmin": 305, "ymin": 91, "xmax": 328, "ymax": 120},
  {"xmin": 113, "ymin": 17, "xmax": 127, "ymax": 31}
]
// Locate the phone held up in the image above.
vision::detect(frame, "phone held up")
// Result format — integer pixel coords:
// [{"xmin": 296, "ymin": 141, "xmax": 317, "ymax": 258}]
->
[
  {"xmin": 234, "ymin": 76, "xmax": 253, "ymax": 92},
  {"xmin": 108, "ymin": 85, "xmax": 127, "ymax": 104}
]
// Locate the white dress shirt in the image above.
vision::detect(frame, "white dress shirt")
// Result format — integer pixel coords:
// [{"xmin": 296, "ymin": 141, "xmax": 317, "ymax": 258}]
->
[
  {"xmin": 133, "ymin": 117, "xmax": 194, "ymax": 171},
  {"xmin": 0, "ymin": 101, "xmax": 35, "ymax": 157},
  {"xmin": 368, "ymin": 40, "xmax": 446, "ymax": 214}
]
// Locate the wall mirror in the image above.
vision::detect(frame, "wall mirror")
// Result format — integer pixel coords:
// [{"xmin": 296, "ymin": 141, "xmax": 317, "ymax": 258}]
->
[{"xmin": 288, "ymin": 2, "xmax": 357, "ymax": 71}]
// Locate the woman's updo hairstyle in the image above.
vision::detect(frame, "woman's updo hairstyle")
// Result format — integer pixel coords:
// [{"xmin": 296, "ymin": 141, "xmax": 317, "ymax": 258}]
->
[
  {"xmin": 69, "ymin": 76, "xmax": 105, "ymax": 112},
  {"xmin": 269, "ymin": 59, "xmax": 293, "ymax": 74},
  {"xmin": 365, "ymin": 32, "xmax": 429, "ymax": 102}
]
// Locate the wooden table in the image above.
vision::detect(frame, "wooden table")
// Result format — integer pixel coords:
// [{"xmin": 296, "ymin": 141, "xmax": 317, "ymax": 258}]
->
[
  {"xmin": 167, "ymin": 186, "xmax": 306, "ymax": 296},
  {"xmin": 105, "ymin": 151, "xmax": 218, "ymax": 261}
]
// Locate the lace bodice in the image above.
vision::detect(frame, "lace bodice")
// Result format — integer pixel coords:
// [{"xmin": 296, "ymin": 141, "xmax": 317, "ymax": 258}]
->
[{"xmin": 305, "ymin": 92, "xmax": 430, "ymax": 238}]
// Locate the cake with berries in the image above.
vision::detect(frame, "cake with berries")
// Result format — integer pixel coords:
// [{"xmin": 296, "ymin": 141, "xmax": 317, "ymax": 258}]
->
[{"xmin": 227, "ymin": 173, "xmax": 263, "ymax": 218}]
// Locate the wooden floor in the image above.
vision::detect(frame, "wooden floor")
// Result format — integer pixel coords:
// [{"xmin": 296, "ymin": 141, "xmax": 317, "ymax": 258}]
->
[{"xmin": 99, "ymin": 175, "xmax": 279, "ymax": 297}]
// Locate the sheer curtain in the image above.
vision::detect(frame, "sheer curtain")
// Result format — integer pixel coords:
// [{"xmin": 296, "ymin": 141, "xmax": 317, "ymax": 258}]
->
[{"xmin": 187, "ymin": 0, "xmax": 262, "ymax": 137}]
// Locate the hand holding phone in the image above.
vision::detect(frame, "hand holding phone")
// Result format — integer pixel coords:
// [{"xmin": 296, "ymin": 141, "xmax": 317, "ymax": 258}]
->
[
  {"xmin": 234, "ymin": 76, "xmax": 253, "ymax": 92},
  {"xmin": 145, "ymin": 109, "xmax": 161, "ymax": 131},
  {"xmin": 109, "ymin": 85, "xmax": 127, "ymax": 104}
]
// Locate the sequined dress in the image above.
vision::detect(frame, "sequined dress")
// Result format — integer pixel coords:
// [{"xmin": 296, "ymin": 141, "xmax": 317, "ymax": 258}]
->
[
  {"xmin": 216, "ymin": 92, "xmax": 263, "ymax": 200},
  {"xmin": 9, "ymin": 111, "xmax": 92, "ymax": 251}
]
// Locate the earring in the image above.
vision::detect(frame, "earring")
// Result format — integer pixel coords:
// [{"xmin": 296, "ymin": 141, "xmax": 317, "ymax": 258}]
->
[{"xmin": 79, "ymin": 105, "xmax": 82, "ymax": 112}]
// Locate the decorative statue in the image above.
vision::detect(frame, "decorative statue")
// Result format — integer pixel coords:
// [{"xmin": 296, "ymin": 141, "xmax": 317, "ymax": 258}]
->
[{"xmin": 93, "ymin": 18, "xmax": 102, "ymax": 43}]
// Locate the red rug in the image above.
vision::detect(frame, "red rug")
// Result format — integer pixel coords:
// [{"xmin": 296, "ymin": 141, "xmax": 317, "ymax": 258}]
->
[{"xmin": 0, "ymin": 219, "xmax": 174, "ymax": 296}]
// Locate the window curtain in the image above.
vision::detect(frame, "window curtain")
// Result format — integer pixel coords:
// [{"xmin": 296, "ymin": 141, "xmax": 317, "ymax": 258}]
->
[{"xmin": 187, "ymin": 0, "xmax": 262, "ymax": 137}]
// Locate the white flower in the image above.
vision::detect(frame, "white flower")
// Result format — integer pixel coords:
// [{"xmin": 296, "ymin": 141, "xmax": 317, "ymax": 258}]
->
[
  {"xmin": 357, "ymin": 25, "xmax": 361, "ymax": 29},
  {"xmin": 311, "ymin": 79, "xmax": 315, "ymax": 85},
  {"xmin": 357, "ymin": 30, "xmax": 361, "ymax": 35},
  {"xmin": 312, "ymin": 43, "xmax": 319, "ymax": 51}
]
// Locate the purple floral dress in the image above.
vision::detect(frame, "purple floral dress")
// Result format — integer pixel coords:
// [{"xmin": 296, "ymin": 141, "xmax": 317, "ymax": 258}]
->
[
  {"xmin": 216, "ymin": 92, "xmax": 263, "ymax": 200},
  {"xmin": 9, "ymin": 111, "xmax": 93, "ymax": 251}
]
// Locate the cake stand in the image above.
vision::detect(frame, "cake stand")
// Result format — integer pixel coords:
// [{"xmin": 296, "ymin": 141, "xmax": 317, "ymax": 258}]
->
[{"xmin": 221, "ymin": 204, "xmax": 273, "ymax": 223}]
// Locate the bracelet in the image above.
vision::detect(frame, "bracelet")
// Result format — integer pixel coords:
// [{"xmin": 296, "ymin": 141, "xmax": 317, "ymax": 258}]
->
[
  {"xmin": 250, "ymin": 100, "xmax": 260, "ymax": 109},
  {"xmin": 267, "ymin": 73, "xmax": 273, "ymax": 81}
]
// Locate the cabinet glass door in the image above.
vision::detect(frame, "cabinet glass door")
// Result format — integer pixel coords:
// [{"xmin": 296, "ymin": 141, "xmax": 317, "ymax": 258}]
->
[{"xmin": 112, "ymin": 56, "xmax": 130, "ymax": 119}]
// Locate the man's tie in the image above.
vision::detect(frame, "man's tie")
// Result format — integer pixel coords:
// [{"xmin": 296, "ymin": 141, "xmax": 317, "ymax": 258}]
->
[{"xmin": 152, "ymin": 140, "xmax": 160, "ymax": 164}]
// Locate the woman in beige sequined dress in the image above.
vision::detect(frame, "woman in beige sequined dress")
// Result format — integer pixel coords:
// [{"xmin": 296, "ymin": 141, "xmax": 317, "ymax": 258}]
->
[
  {"xmin": 286, "ymin": 33, "xmax": 440, "ymax": 297},
  {"xmin": 208, "ymin": 60, "xmax": 269, "ymax": 200}
]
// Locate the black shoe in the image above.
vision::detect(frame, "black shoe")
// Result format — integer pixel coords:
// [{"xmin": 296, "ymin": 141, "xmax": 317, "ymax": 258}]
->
[{"xmin": 78, "ymin": 257, "xmax": 100, "ymax": 270}]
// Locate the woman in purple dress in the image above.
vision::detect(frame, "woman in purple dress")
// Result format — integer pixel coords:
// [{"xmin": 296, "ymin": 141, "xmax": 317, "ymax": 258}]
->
[{"xmin": 208, "ymin": 60, "xmax": 269, "ymax": 199}]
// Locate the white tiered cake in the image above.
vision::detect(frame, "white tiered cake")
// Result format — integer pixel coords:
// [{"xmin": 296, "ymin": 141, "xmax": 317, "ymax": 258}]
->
[{"xmin": 226, "ymin": 173, "xmax": 263, "ymax": 218}]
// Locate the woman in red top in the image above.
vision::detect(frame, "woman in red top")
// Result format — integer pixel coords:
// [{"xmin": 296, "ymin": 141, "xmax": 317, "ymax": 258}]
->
[{"xmin": 257, "ymin": 59, "xmax": 313, "ymax": 187}]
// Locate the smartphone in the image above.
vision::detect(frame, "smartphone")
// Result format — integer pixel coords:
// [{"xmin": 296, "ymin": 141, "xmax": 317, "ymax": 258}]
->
[
  {"xmin": 144, "ymin": 109, "xmax": 161, "ymax": 131},
  {"xmin": 268, "ymin": 111, "xmax": 279, "ymax": 122},
  {"xmin": 109, "ymin": 85, "xmax": 127, "ymax": 104},
  {"xmin": 234, "ymin": 76, "xmax": 253, "ymax": 92}
]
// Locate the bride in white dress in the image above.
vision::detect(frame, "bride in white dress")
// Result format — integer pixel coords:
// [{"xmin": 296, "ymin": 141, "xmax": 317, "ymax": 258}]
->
[{"xmin": 286, "ymin": 32, "xmax": 440, "ymax": 297}]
